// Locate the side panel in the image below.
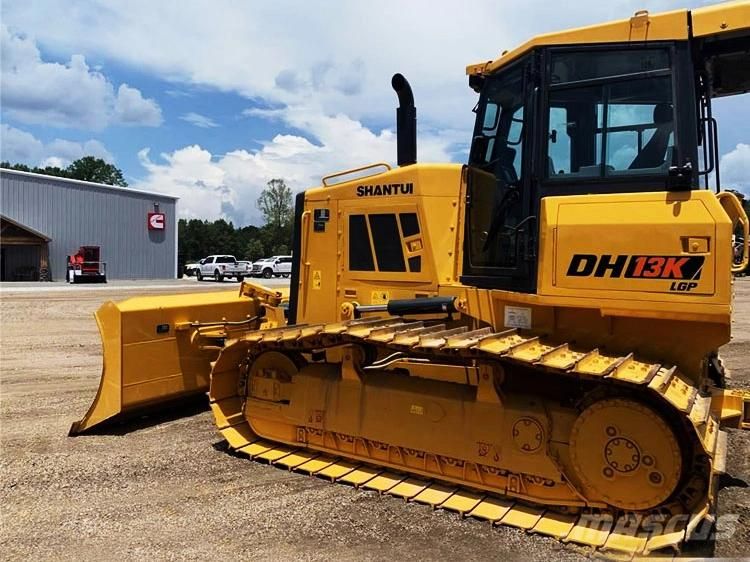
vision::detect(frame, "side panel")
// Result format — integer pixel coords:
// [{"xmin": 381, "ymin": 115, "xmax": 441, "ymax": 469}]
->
[
  {"xmin": 296, "ymin": 163, "xmax": 463, "ymax": 324},
  {"xmin": 296, "ymin": 195, "xmax": 339, "ymax": 324},
  {"xmin": 537, "ymin": 191, "xmax": 733, "ymax": 308},
  {"xmin": 691, "ymin": 2, "xmax": 750, "ymax": 37}
]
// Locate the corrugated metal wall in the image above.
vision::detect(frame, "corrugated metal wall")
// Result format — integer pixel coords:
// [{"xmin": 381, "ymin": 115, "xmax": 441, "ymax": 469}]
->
[{"xmin": 1, "ymin": 170, "xmax": 177, "ymax": 280}]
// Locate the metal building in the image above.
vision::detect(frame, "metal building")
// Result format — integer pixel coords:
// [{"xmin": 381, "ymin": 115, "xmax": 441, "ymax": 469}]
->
[{"xmin": 1, "ymin": 168, "xmax": 178, "ymax": 281}]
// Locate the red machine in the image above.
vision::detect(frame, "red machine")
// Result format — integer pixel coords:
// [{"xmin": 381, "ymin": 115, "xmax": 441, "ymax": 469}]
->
[{"xmin": 66, "ymin": 246, "xmax": 107, "ymax": 283}]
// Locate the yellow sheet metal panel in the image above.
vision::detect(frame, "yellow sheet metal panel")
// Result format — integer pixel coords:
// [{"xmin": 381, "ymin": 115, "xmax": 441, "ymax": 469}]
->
[
  {"xmin": 610, "ymin": 358, "xmax": 659, "ymax": 385},
  {"xmin": 565, "ymin": 514, "xmax": 614, "ymax": 547},
  {"xmin": 70, "ymin": 290, "xmax": 256, "ymax": 434},
  {"xmin": 219, "ymin": 424, "xmax": 257, "ymax": 450},
  {"xmin": 573, "ymin": 350, "xmax": 621, "ymax": 376},
  {"xmin": 362, "ymin": 473, "xmax": 405, "ymax": 493},
  {"xmin": 440, "ymin": 490, "xmax": 484, "ymax": 515},
  {"xmin": 316, "ymin": 460, "xmax": 360, "ymax": 480},
  {"xmin": 538, "ymin": 191, "xmax": 735, "ymax": 313},
  {"xmin": 255, "ymin": 446, "xmax": 297, "ymax": 462},
  {"xmin": 602, "ymin": 518, "xmax": 649, "ymax": 553},
  {"xmin": 209, "ymin": 362, "xmax": 246, "ymax": 401},
  {"xmin": 552, "ymin": 196, "xmax": 716, "ymax": 295},
  {"xmin": 295, "ymin": 456, "xmax": 338, "ymax": 474},
  {"xmin": 273, "ymin": 451, "xmax": 318, "ymax": 469},
  {"xmin": 691, "ymin": 1, "xmax": 750, "ymax": 37},
  {"xmin": 531, "ymin": 511, "xmax": 577, "ymax": 539},
  {"xmin": 298, "ymin": 162, "xmax": 463, "ymax": 324},
  {"xmin": 68, "ymin": 302, "xmax": 123, "ymax": 434},
  {"xmin": 336, "ymin": 466, "xmax": 381, "ymax": 486},
  {"xmin": 210, "ymin": 397, "xmax": 245, "ymax": 430},
  {"xmin": 387, "ymin": 478, "xmax": 430, "ymax": 500},
  {"xmin": 121, "ymin": 338, "xmax": 183, "ymax": 386},
  {"xmin": 467, "ymin": 9, "xmax": 688, "ymax": 75},
  {"xmin": 644, "ymin": 519, "xmax": 685, "ymax": 554},
  {"xmin": 238, "ymin": 440, "xmax": 274, "ymax": 458},
  {"xmin": 537, "ymin": 345, "xmax": 583, "ymax": 370},
  {"xmin": 689, "ymin": 394, "xmax": 712, "ymax": 426},
  {"xmin": 498, "ymin": 503, "xmax": 544, "ymax": 529},
  {"xmin": 467, "ymin": 496, "xmax": 514, "ymax": 522},
  {"xmin": 413, "ymin": 484, "xmax": 456, "ymax": 507},
  {"xmin": 660, "ymin": 372, "xmax": 698, "ymax": 412}
]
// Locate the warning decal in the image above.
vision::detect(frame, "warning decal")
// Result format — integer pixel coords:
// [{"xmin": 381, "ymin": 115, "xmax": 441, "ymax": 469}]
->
[{"xmin": 371, "ymin": 290, "xmax": 389, "ymax": 304}]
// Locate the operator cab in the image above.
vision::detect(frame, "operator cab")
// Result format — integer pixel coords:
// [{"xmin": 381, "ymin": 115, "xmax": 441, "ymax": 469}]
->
[{"xmin": 463, "ymin": 11, "xmax": 749, "ymax": 292}]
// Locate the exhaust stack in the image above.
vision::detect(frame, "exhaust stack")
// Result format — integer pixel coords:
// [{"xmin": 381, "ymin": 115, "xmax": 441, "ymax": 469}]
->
[{"xmin": 391, "ymin": 73, "xmax": 417, "ymax": 166}]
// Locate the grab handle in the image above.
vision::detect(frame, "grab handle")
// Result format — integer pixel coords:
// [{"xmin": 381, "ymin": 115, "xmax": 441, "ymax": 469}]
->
[{"xmin": 717, "ymin": 191, "xmax": 749, "ymax": 273}]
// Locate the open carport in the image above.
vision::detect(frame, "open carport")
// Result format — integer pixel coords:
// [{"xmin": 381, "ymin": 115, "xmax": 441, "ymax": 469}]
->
[{"xmin": 0, "ymin": 215, "xmax": 51, "ymax": 281}]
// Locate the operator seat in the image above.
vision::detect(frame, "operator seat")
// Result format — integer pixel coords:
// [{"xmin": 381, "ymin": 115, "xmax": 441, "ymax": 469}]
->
[
  {"xmin": 629, "ymin": 103, "xmax": 674, "ymax": 170},
  {"xmin": 495, "ymin": 145, "xmax": 518, "ymax": 185}
]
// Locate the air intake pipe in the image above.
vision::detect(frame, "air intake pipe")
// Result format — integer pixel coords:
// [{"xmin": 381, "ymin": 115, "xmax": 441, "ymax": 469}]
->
[{"xmin": 391, "ymin": 73, "xmax": 417, "ymax": 166}]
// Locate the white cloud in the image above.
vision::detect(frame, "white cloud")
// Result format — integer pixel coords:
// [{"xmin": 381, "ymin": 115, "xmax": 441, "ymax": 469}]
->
[
  {"xmin": 0, "ymin": 124, "xmax": 44, "ymax": 163},
  {"xmin": 134, "ymin": 106, "xmax": 463, "ymax": 225},
  {"xmin": 114, "ymin": 84, "xmax": 163, "ymax": 126},
  {"xmin": 0, "ymin": 0, "xmax": 693, "ymax": 131},
  {"xmin": 180, "ymin": 112, "xmax": 219, "ymax": 128},
  {"xmin": 0, "ymin": 124, "xmax": 114, "ymax": 167},
  {"xmin": 0, "ymin": 25, "xmax": 162, "ymax": 129},
  {"xmin": 165, "ymin": 89, "xmax": 193, "ymax": 98},
  {"xmin": 720, "ymin": 144, "xmax": 750, "ymax": 197}
]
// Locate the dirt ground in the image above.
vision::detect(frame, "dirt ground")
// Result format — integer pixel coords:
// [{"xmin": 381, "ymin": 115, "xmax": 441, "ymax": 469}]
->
[{"xmin": 1, "ymin": 280, "xmax": 748, "ymax": 561}]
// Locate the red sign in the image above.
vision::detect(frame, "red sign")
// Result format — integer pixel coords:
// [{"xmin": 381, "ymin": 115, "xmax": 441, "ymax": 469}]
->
[{"xmin": 148, "ymin": 212, "xmax": 166, "ymax": 230}]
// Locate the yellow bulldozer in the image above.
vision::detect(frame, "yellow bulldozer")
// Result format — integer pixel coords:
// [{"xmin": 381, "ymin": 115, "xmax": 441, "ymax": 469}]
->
[{"xmin": 71, "ymin": 2, "xmax": 750, "ymax": 556}]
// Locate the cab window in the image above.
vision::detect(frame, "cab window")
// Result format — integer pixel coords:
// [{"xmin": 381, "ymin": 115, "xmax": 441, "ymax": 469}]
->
[{"xmin": 546, "ymin": 48, "xmax": 675, "ymax": 179}]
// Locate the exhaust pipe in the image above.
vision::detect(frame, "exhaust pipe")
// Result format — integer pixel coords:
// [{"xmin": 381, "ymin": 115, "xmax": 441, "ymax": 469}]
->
[{"xmin": 391, "ymin": 73, "xmax": 417, "ymax": 166}]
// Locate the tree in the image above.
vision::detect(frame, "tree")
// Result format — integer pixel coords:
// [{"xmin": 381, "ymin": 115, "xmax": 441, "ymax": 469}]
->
[
  {"xmin": 257, "ymin": 179, "xmax": 294, "ymax": 255},
  {"xmin": 1, "ymin": 162, "xmax": 32, "ymax": 172},
  {"xmin": 257, "ymin": 179, "xmax": 293, "ymax": 228},
  {"xmin": 67, "ymin": 156, "xmax": 128, "ymax": 186},
  {"xmin": 1, "ymin": 156, "xmax": 128, "ymax": 186},
  {"xmin": 244, "ymin": 239, "xmax": 265, "ymax": 261}
]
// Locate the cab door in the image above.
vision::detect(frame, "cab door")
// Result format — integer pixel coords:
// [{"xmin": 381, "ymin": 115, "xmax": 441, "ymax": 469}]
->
[
  {"xmin": 201, "ymin": 257, "xmax": 213, "ymax": 276},
  {"xmin": 462, "ymin": 55, "xmax": 538, "ymax": 293}
]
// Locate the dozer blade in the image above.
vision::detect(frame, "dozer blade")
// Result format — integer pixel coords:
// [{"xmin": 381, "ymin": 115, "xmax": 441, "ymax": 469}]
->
[{"xmin": 69, "ymin": 289, "xmax": 264, "ymax": 435}]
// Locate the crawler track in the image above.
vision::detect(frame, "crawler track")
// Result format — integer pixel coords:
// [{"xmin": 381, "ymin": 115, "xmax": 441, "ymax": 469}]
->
[{"xmin": 209, "ymin": 317, "xmax": 727, "ymax": 556}]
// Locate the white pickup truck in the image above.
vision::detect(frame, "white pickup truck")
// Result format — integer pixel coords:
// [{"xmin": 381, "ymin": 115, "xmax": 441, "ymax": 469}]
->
[
  {"xmin": 251, "ymin": 255, "xmax": 293, "ymax": 278},
  {"xmin": 197, "ymin": 255, "xmax": 248, "ymax": 282},
  {"xmin": 184, "ymin": 262, "xmax": 201, "ymax": 276}
]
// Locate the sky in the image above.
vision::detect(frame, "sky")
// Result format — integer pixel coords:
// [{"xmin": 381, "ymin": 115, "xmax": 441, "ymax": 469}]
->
[{"xmin": 1, "ymin": 0, "xmax": 748, "ymax": 226}]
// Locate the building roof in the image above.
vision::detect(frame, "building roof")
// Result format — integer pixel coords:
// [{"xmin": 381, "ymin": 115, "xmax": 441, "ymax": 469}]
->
[
  {"xmin": 1, "ymin": 214, "xmax": 52, "ymax": 242},
  {"xmin": 0, "ymin": 167, "xmax": 179, "ymax": 200},
  {"xmin": 466, "ymin": 1, "xmax": 750, "ymax": 76}
]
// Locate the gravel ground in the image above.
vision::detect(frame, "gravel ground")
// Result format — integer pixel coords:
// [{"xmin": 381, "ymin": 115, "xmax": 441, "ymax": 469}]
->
[{"xmin": 1, "ymin": 280, "xmax": 748, "ymax": 561}]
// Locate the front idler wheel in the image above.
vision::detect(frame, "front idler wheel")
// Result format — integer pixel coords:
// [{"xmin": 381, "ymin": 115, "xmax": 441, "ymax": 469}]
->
[{"xmin": 567, "ymin": 398, "xmax": 683, "ymax": 511}]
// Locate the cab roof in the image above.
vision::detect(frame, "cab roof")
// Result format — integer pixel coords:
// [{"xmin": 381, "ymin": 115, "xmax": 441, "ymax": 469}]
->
[{"xmin": 466, "ymin": 1, "xmax": 750, "ymax": 77}]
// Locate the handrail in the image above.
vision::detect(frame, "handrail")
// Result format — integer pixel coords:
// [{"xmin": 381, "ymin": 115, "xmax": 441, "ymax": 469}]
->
[
  {"xmin": 717, "ymin": 191, "xmax": 749, "ymax": 273},
  {"xmin": 321, "ymin": 162, "xmax": 391, "ymax": 187}
]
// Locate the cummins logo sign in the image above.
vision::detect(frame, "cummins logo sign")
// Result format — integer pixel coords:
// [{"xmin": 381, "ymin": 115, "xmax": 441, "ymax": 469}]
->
[{"xmin": 148, "ymin": 212, "xmax": 166, "ymax": 230}]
